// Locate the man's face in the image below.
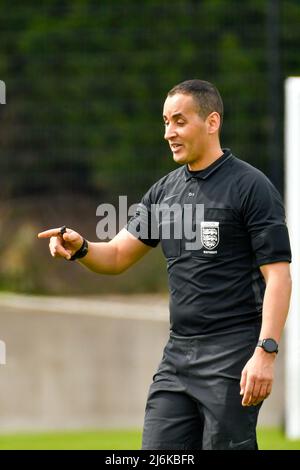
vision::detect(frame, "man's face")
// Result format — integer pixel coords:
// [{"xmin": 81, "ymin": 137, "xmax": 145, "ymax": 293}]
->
[{"xmin": 163, "ymin": 93, "xmax": 211, "ymax": 168}]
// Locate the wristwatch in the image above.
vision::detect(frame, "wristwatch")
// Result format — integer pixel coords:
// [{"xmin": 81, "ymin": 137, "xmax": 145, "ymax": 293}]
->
[
  {"xmin": 257, "ymin": 338, "xmax": 279, "ymax": 354},
  {"xmin": 70, "ymin": 238, "xmax": 89, "ymax": 261}
]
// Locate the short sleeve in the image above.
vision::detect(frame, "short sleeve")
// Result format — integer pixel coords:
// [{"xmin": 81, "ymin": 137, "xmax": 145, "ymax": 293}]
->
[
  {"xmin": 238, "ymin": 170, "xmax": 292, "ymax": 266},
  {"xmin": 126, "ymin": 186, "xmax": 160, "ymax": 248}
]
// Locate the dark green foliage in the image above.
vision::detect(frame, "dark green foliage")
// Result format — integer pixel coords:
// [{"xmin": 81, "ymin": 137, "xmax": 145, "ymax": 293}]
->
[
  {"xmin": 1, "ymin": 0, "xmax": 300, "ymax": 200},
  {"xmin": 0, "ymin": 1, "xmax": 300, "ymax": 294}
]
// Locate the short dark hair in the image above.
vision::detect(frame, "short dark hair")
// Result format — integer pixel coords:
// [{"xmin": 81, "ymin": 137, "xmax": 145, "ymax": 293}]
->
[{"xmin": 167, "ymin": 79, "xmax": 224, "ymax": 128}]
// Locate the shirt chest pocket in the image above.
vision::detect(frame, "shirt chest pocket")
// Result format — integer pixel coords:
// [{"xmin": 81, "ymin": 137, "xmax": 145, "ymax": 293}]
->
[
  {"xmin": 159, "ymin": 208, "xmax": 182, "ymax": 259},
  {"xmin": 191, "ymin": 208, "xmax": 235, "ymax": 259}
]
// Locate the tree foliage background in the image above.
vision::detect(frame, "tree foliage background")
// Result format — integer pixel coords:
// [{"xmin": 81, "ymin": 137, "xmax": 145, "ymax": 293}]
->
[{"xmin": 0, "ymin": 0, "xmax": 299, "ymax": 294}]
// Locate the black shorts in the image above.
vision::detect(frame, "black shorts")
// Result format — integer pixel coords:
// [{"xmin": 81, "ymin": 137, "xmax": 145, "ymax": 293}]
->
[{"xmin": 142, "ymin": 322, "xmax": 262, "ymax": 450}]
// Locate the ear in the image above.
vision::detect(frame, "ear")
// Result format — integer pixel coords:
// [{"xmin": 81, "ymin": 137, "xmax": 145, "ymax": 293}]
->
[{"xmin": 206, "ymin": 112, "xmax": 221, "ymax": 134}]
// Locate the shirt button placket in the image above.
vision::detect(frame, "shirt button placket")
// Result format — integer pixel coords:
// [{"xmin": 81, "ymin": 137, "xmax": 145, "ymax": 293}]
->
[
  {"xmin": 188, "ymin": 178, "xmax": 196, "ymax": 199},
  {"xmin": 183, "ymin": 178, "xmax": 198, "ymax": 250}
]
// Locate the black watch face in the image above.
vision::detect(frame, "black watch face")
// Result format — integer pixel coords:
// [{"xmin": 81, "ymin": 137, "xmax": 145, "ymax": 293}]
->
[{"xmin": 263, "ymin": 338, "xmax": 278, "ymax": 353}]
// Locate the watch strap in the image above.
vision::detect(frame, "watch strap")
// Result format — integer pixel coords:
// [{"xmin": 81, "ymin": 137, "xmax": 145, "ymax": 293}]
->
[{"xmin": 70, "ymin": 238, "xmax": 89, "ymax": 261}]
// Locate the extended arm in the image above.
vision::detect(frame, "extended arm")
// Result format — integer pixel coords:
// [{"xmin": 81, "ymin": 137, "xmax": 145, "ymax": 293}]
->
[
  {"xmin": 79, "ymin": 228, "xmax": 152, "ymax": 274},
  {"xmin": 38, "ymin": 227, "xmax": 152, "ymax": 274}
]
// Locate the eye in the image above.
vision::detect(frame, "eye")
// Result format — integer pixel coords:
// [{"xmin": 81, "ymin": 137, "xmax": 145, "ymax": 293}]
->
[{"xmin": 177, "ymin": 120, "xmax": 185, "ymax": 125}]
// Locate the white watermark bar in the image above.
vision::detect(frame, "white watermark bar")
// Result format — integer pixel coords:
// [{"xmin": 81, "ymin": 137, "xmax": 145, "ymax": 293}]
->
[
  {"xmin": 0, "ymin": 340, "xmax": 6, "ymax": 365},
  {"xmin": 0, "ymin": 80, "xmax": 6, "ymax": 104}
]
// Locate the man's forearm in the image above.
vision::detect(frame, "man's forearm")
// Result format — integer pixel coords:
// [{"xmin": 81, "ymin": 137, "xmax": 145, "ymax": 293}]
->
[
  {"xmin": 240, "ymin": 265, "xmax": 292, "ymax": 406},
  {"xmin": 78, "ymin": 241, "xmax": 120, "ymax": 274},
  {"xmin": 259, "ymin": 270, "xmax": 292, "ymax": 342},
  {"xmin": 77, "ymin": 228, "xmax": 151, "ymax": 275}
]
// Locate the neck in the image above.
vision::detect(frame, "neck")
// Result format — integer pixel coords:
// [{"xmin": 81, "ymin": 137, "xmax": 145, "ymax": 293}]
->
[{"xmin": 188, "ymin": 144, "xmax": 223, "ymax": 171}]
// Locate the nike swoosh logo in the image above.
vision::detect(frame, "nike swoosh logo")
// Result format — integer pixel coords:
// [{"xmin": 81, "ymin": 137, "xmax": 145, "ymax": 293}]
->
[
  {"xmin": 228, "ymin": 438, "xmax": 253, "ymax": 449},
  {"xmin": 163, "ymin": 193, "xmax": 180, "ymax": 202}
]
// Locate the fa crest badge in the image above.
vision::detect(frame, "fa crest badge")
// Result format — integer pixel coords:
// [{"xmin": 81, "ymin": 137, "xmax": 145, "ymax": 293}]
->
[{"xmin": 201, "ymin": 221, "xmax": 219, "ymax": 250}]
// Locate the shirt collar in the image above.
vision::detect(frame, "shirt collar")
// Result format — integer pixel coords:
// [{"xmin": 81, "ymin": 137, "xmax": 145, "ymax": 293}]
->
[{"xmin": 184, "ymin": 149, "xmax": 232, "ymax": 181}]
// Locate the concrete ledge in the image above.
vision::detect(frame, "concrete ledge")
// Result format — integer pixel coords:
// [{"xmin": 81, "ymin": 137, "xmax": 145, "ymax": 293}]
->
[{"xmin": 0, "ymin": 294, "xmax": 283, "ymax": 431}]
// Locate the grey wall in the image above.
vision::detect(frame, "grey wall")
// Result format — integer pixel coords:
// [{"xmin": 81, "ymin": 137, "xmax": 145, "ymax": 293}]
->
[{"xmin": 0, "ymin": 294, "xmax": 284, "ymax": 432}]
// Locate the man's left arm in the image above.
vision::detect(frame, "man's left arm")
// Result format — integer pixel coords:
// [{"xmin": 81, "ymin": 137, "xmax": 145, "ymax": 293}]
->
[{"xmin": 240, "ymin": 261, "xmax": 292, "ymax": 407}]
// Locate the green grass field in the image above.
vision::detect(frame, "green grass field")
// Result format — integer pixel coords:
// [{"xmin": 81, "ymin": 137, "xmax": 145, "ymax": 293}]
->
[{"xmin": 0, "ymin": 428, "xmax": 299, "ymax": 450}]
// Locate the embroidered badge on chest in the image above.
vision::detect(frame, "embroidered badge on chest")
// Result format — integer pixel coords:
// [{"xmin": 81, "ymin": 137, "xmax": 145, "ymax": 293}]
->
[{"xmin": 201, "ymin": 221, "xmax": 220, "ymax": 250}]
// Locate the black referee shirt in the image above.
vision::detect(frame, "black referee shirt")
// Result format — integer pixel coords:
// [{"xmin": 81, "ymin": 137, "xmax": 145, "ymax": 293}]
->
[{"xmin": 127, "ymin": 149, "xmax": 291, "ymax": 336}]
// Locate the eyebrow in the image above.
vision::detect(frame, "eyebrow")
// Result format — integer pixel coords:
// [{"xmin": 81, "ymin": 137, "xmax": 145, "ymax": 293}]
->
[{"xmin": 163, "ymin": 112, "xmax": 185, "ymax": 121}]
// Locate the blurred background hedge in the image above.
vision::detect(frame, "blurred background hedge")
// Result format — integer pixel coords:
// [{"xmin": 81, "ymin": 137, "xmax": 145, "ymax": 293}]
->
[{"xmin": 0, "ymin": 0, "xmax": 299, "ymax": 294}]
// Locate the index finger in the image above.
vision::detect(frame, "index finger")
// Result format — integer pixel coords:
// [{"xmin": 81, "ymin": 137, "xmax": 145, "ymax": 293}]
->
[
  {"xmin": 38, "ymin": 227, "xmax": 66, "ymax": 239},
  {"xmin": 242, "ymin": 377, "xmax": 255, "ymax": 406}
]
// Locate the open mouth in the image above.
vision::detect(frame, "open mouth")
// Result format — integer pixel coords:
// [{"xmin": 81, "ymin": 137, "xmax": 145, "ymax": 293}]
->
[{"xmin": 171, "ymin": 143, "xmax": 183, "ymax": 152}]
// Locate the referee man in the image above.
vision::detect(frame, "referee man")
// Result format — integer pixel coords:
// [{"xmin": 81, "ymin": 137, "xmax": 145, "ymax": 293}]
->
[{"xmin": 38, "ymin": 79, "xmax": 292, "ymax": 450}]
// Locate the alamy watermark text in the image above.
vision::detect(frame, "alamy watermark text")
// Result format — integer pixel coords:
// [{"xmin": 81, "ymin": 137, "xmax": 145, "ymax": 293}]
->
[{"xmin": 96, "ymin": 196, "xmax": 216, "ymax": 251}]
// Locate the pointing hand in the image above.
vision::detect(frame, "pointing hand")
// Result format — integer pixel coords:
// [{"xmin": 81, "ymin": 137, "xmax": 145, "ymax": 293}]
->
[{"xmin": 38, "ymin": 226, "xmax": 83, "ymax": 260}]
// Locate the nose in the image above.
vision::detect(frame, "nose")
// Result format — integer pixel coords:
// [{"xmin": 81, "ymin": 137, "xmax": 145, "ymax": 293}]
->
[{"xmin": 164, "ymin": 123, "xmax": 177, "ymax": 141}]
